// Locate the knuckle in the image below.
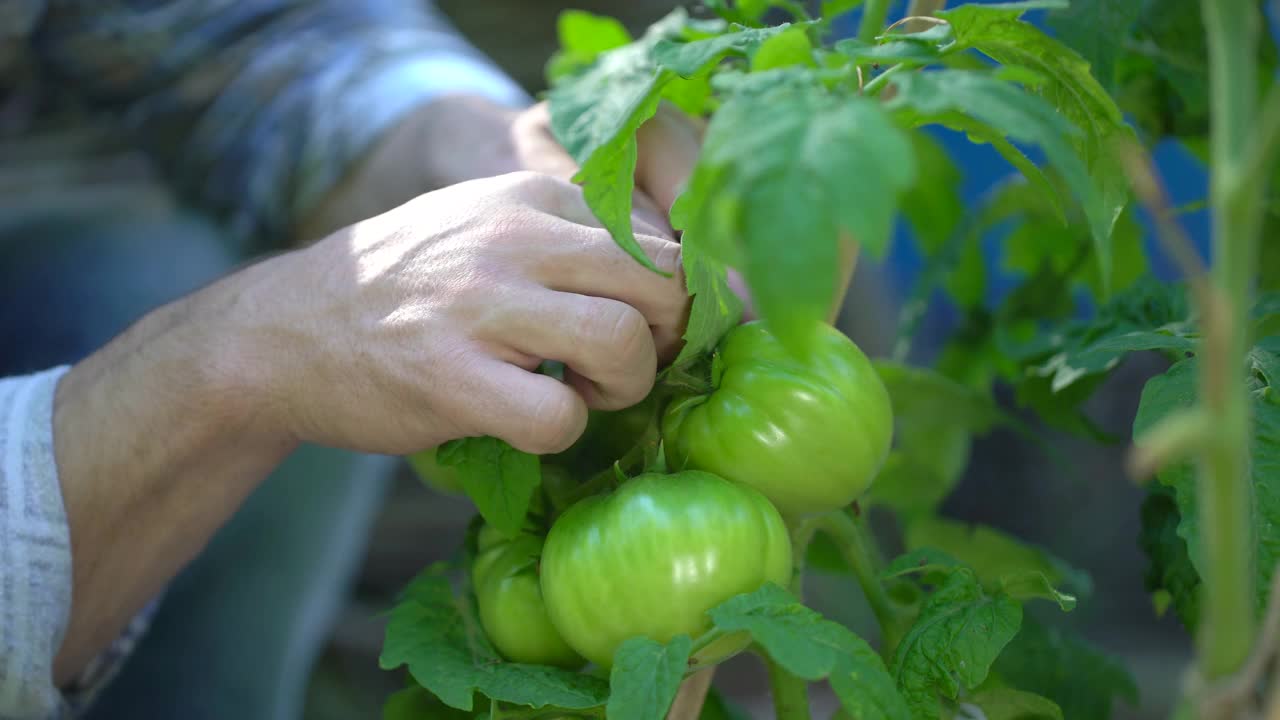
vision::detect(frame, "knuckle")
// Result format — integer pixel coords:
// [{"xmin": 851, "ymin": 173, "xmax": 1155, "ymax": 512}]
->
[
  {"xmin": 523, "ymin": 390, "xmax": 582, "ymax": 453},
  {"xmin": 651, "ymin": 240, "xmax": 682, "ymax": 276}
]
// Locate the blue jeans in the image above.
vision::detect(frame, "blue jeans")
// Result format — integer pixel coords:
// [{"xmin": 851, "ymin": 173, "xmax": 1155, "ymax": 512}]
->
[{"xmin": 0, "ymin": 202, "xmax": 395, "ymax": 720}]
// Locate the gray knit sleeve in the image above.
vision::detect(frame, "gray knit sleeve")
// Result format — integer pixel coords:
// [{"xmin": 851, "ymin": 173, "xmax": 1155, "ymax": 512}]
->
[
  {"xmin": 0, "ymin": 368, "xmax": 160, "ymax": 720},
  {"xmin": 0, "ymin": 367, "xmax": 74, "ymax": 719}
]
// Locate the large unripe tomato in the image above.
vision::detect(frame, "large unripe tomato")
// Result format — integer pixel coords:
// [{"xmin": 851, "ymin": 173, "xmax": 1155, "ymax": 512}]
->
[
  {"xmin": 539, "ymin": 471, "xmax": 792, "ymax": 669},
  {"xmin": 472, "ymin": 532, "xmax": 584, "ymax": 669},
  {"xmin": 661, "ymin": 321, "xmax": 893, "ymax": 517},
  {"xmin": 406, "ymin": 448, "xmax": 465, "ymax": 495}
]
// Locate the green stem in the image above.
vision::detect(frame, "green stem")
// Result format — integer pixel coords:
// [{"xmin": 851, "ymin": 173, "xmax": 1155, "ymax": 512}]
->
[
  {"xmin": 862, "ymin": 63, "xmax": 907, "ymax": 96},
  {"xmin": 754, "ymin": 518, "xmax": 820, "ymax": 720},
  {"xmin": 857, "ymin": 0, "xmax": 893, "ymax": 43},
  {"xmin": 1197, "ymin": 0, "xmax": 1264, "ymax": 680},
  {"xmin": 789, "ymin": 517, "xmax": 820, "ymax": 599},
  {"xmin": 818, "ymin": 511, "xmax": 903, "ymax": 656},
  {"xmin": 766, "ymin": 654, "xmax": 813, "ymax": 720}
]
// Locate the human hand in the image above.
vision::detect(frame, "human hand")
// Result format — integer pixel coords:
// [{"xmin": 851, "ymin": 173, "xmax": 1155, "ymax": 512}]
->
[{"xmin": 245, "ymin": 171, "xmax": 687, "ymax": 456}]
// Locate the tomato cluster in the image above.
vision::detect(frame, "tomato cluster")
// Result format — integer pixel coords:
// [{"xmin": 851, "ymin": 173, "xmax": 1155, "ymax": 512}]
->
[{"xmin": 410, "ymin": 321, "xmax": 893, "ymax": 670}]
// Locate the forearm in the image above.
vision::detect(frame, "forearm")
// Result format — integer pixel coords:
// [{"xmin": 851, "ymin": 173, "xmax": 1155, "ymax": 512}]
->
[{"xmin": 50, "ymin": 266, "xmax": 298, "ymax": 683}]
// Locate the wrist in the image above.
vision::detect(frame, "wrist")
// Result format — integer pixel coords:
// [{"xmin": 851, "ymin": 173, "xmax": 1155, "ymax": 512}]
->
[
  {"xmin": 295, "ymin": 93, "xmax": 525, "ymax": 243},
  {"xmin": 409, "ymin": 93, "xmax": 526, "ymax": 189}
]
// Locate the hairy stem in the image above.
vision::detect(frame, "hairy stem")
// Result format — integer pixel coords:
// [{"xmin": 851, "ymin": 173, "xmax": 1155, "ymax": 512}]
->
[
  {"xmin": 1197, "ymin": 0, "xmax": 1264, "ymax": 680},
  {"xmin": 767, "ymin": 654, "xmax": 813, "ymax": 720},
  {"xmin": 666, "ymin": 670, "xmax": 715, "ymax": 720},
  {"xmin": 818, "ymin": 510, "xmax": 902, "ymax": 657},
  {"xmin": 904, "ymin": 0, "xmax": 947, "ymax": 32},
  {"xmin": 857, "ymin": 0, "xmax": 893, "ymax": 43}
]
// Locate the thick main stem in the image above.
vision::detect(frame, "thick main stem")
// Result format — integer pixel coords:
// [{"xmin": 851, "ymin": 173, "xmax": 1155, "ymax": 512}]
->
[
  {"xmin": 1197, "ymin": 0, "xmax": 1263, "ymax": 681},
  {"xmin": 819, "ymin": 511, "xmax": 902, "ymax": 657},
  {"xmin": 857, "ymin": 0, "xmax": 893, "ymax": 43},
  {"xmin": 768, "ymin": 654, "xmax": 813, "ymax": 720}
]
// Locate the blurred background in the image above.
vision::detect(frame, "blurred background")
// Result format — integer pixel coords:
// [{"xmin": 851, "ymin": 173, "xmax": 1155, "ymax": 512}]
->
[{"xmin": 0, "ymin": 1, "xmax": 1220, "ymax": 718}]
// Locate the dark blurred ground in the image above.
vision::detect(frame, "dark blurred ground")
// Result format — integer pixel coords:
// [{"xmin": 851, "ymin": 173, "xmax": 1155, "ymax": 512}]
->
[{"xmin": 298, "ymin": 2, "xmax": 1193, "ymax": 719}]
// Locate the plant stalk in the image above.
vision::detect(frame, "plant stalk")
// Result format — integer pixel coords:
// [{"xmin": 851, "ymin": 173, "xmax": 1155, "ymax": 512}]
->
[
  {"xmin": 904, "ymin": 0, "xmax": 947, "ymax": 32},
  {"xmin": 767, "ymin": 654, "xmax": 813, "ymax": 720},
  {"xmin": 857, "ymin": 0, "xmax": 893, "ymax": 43},
  {"xmin": 665, "ymin": 670, "xmax": 715, "ymax": 720},
  {"xmin": 818, "ymin": 510, "xmax": 903, "ymax": 656},
  {"xmin": 1197, "ymin": 0, "xmax": 1264, "ymax": 681}
]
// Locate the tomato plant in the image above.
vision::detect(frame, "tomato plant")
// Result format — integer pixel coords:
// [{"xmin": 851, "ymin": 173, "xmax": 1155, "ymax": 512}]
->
[{"xmin": 379, "ymin": 2, "xmax": 1279, "ymax": 719}]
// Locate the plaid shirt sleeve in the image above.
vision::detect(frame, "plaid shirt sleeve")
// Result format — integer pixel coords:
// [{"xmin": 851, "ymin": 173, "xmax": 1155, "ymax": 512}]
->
[{"xmin": 31, "ymin": 0, "xmax": 530, "ymax": 244}]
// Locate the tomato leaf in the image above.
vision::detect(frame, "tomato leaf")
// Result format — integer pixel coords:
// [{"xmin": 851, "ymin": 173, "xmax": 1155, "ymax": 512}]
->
[
  {"xmin": 885, "ymin": 69, "xmax": 1118, "ymax": 293},
  {"xmin": 668, "ymin": 188, "xmax": 745, "ymax": 369},
  {"xmin": 607, "ymin": 635, "xmax": 692, "ymax": 720},
  {"xmin": 437, "ymin": 437, "xmax": 541, "ymax": 539},
  {"xmin": 382, "ymin": 684, "xmax": 472, "ymax": 720},
  {"xmin": 545, "ymin": 10, "xmax": 634, "ymax": 83},
  {"xmin": 1132, "ymin": 347, "xmax": 1280, "ymax": 620},
  {"xmin": 958, "ymin": 688, "xmax": 1063, "ymax": 720},
  {"xmin": 939, "ymin": 2, "xmax": 1135, "ymax": 295},
  {"xmin": 903, "ymin": 517, "xmax": 1091, "ymax": 599},
  {"xmin": 890, "ymin": 568, "xmax": 1022, "ymax": 720},
  {"xmin": 549, "ymin": 17, "xmax": 791, "ymax": 272},
  {"xmin": 1044, "ymin": 0, "xmax": 1141, "ymax": 91},
  {"xmin": 997, "ymin": 571, "xmax": 1077, "ymax": 612},
  {"xmin": 379, "ymin": 573, "xmax": 608, "ymax": 712},
  {"xmin": 992, "ymin": 616, "xmax": 1138, "ymax": 720},
  {"xmin": 865, "ymin": 362, "xmax": 1004, "ymax": 517},
  {"xmin": 707, "ymin": 584, "xmax": 910, "ymax": 720},
  {"xmin": 683, "ymin": 82, "xmax": 915, "ymax": 349},
  {"xmin": 750, "ymin": 26, "xmax": 816, "ymax": 71},
  {"xmin": 882, "ymin": 548, "xmax": 963, "ymax": 584},
  {"xmin": 900, "ymin": 133, "xmax": 965, "ymax": 255},
  {"xmin": 1139, "ymin": 484, "xmax": 1202, "ymax": 630}
]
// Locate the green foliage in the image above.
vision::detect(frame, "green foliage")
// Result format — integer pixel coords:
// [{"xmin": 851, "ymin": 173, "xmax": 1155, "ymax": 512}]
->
[
  {"xmin": 381, "ymin": 684, "xmax": 471, "ymax": 720},
  {"xmin": 681, "ymin": 80, "xmax": 915, "ymax": 348},
  {"xmin": 1139, "ymin": 484, "xmax": 1202, "ymax": 630},
  {"xmin": 865, "ymin": 361, "xmax": 1004, "ymax": 516},
  {"xmin": 608, "ymin": 636, "xmax": 692, "ymax": 720},
  {"xmin": 903, "ymin": 517, "xmax": 1090, "ymax": 602},
  {"xmin": 1133, "ymin": 345, "xmax": 1280, "ymax": 620},
  {"xmin": 437, "ymin": 437, "xmax": 541, "ymax": 539},
  {"xmin": 378, "ymin": 572, "xmax": 609, "ymax": 712},
  {"xmin": 940, "ymin": 2, "xmax": 1134, "ymax": 292},
  {"xmin": 992, "ymin": 616, "xmax": 1139, "ymax": 720},
  {"xmin": 707, "ymin": 584, "xmax": 910, "ymax": 719},
  {"xmin": 960, "ymin": 688, "xmax": 1063, "ymax": 720},
  {"xmin": 890, "ymin": 569, "xmax": 1023, "ymax": 719}
]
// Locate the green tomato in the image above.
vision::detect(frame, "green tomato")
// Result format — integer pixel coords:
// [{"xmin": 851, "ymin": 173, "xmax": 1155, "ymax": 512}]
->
[
  {"xmin": 539, "ymin": 470, "xmax": 792, "ymax": 669},
  {"xmin": 662, "ymin": 321, "xmax": 893, "ymax": 517},
  {"xmin": 551, "ymin": 397, "xmax": 657, "ymax": 473},
  {"xmin": 472, "ymin": 532, "xmax": 584, "ymax": 669},
  {"xmin": 406, "ymin": 447, "xmax": 465, "ymax": 495}
]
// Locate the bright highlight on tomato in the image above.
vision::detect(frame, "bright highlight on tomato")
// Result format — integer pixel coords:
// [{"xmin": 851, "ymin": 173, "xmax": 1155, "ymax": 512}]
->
[
  {"xmin": 539, "ymin": 470, "xmax": 792, "ymax": 669},
  {"xmin": 472, "ymin": 531, "xmax": 584, "ymax": 669},
  {"xmin": 661, "ymin": 321, "xmax": 894, "ymax": 517}
]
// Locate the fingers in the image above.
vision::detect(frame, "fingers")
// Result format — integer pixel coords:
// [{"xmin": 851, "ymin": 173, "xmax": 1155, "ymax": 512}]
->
[
  {"xmin": 635, "ymin": 103, "xmax": 706, "ymax": 214},
  {"xmin": 464, "ymin": 357, "xmax": 590, "ymax": 455},
  {"xmin": 498, "ymin": 292, "xmax": 659, "ymax": 411},
  {"xmin": 530, "ymin": 219, "xmax": 688, "ymax": 361},
  {"xmin": 511, "ymin": 104, "xmax": 582, "ymax": 181}
]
